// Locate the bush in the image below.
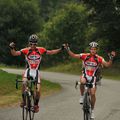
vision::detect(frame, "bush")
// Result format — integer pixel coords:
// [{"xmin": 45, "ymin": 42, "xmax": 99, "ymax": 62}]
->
[
  {"xmin": 39, "ymin": 3, "xmax": 89, "ymax": 66},
  {"xmin": 0, "ymin": 0, "xmax": 42, "ymax": 65}
]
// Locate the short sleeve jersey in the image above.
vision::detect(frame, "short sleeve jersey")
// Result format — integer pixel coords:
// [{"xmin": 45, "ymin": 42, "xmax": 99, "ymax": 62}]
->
[
  {"xmin": 80, "ymin": 53, "xmax": 105, "ymax": 76},
  {"xmin": 20, "ymin": 47, "xmax": 46, "ymax": 69}
]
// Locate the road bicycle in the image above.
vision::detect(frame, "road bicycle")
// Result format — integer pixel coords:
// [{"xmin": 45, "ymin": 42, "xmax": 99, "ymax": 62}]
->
[
  {"xmin": 75, "ymin": 81, "xmax": 92, "ymax": 120},
  {"xmin": 16, "ymin": 76, "xmax": 38, "ymax": 120}
]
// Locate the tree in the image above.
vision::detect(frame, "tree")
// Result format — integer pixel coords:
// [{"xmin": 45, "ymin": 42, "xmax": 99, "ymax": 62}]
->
[
  {"xmin": 40, "ymin": 3, "xmax": 89, "ymax": 65},
  {"xmin": 83, "ymin": 0, "xmax": 120, "ymax": 51},
  {"xmin": 0, "ymin": 0, "xmax": 42, "ymax": 65},
  {"xmin": 40, "ymin": 0, "xmax": 76, "ymax": 21}
]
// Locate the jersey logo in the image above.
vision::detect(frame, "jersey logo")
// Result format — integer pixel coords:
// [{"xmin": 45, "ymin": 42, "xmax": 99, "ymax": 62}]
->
[
  {"xmin": 28, "ymin": 55, "xmax": 40, "ymax": 60},
  {"xmin": 85, "ymin": 61, "xmax": 98, "ymax": 67}
]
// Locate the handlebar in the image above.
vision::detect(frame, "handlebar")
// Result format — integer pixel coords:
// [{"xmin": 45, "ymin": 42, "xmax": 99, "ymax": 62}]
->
[
  {"xmin": 75, "ymin": 81, "xmax": 93, "ymax": 89},
  {"xmin": 16, "ymin": 77, "xmax": 37, "ymax": 89}
]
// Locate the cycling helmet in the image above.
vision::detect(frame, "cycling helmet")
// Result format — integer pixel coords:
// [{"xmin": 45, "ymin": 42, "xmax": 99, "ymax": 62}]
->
[
  {"xmin": 89, "ymin": 41, "xmax": 99, "ymax": 48},
  {"xmin": 28, "ymin": 34, "xmax": 38, "ymax": 43}
]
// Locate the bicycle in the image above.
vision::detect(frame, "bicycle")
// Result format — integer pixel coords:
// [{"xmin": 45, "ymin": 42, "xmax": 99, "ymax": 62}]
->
[
  {"xmin": 16, "ymin": 76, "xmax": 38, "ymax": 120},
  {"xmin": 75, "ymin": 81, "xmax": 92, "ymax": 120}
]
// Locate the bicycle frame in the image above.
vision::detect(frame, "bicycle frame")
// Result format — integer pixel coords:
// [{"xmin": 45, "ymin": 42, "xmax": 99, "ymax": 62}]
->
[
  {"xmin": 16, "ymin": 77, "xmax": 37, "ymax": 120},
  {"xmin": 75, "ymin": 81, "xmax": 92, "ymax": 120}
]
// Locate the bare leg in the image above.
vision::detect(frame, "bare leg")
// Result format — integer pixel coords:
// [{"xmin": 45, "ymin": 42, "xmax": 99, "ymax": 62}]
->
[
  {"xmin": 22, "ymin": 77, "xmax": 27, "ymax": 93},
  {"xmin": 33, "ymin": 83, "xmax": 41, "ymax": 113},
  {"xmin": 80, "ymin": 77, "xmax": 86, "ymax": 96},
  {"xmin": 34, "ymin": 83, "xmax": 41, "ymax": 105},
  {"xmin": 79, "ymin": 77, "xmax": 86, "ymax": 104},
  {"xmin": 90, "ymin": 87, "xmax": 96, "ymax": 110},
  {"xmin": 20, "ymin": 77, "xmax": 27, "ymax": 107}
]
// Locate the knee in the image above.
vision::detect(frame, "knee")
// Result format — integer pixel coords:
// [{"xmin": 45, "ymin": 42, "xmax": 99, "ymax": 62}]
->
[
  {"xmin": 36, "ymin": 84, "xmax": 41, "ymax": 92},
  {"xmin": 91, "ymin": 93, "xmax": 96, "ymax": 98},
  {"xmin": 90, "ymin": 88, "xmax": 96, "ymax": 97},
  {"xmin": 22, "ymin": 79, "xmax": 27, "ymax": 86},
  {"xmin": 80, "ymin": 78, "xmax": 86, "ymax": 84},
  {"xmin": 36, "ymin": 89, "xmax": 40, "ymax": 94}
]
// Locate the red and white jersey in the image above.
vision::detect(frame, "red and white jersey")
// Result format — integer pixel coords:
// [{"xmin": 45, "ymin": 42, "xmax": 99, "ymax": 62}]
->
[
  {"xmin": 20, "ymin": 47, "xmax": 46, "ymax": 69},
  {"xmin": 80, "ymin": 53, "xmax": 105, "ymax": 76}
]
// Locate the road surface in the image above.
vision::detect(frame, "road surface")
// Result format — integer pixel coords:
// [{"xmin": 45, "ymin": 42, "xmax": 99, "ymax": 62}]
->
[{"xmin": 0, "ymin": 68, "xmax": 120, "ymax": 120}]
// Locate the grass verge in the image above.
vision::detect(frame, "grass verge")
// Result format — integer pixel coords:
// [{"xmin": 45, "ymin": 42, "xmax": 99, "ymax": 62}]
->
[
  {"xmin": 45, "ymin": 62, "xmax": 120, "ymax": 80},
  {"xmin": 0, "ymin": 69, "xmax": 61, "ymax": 107}
]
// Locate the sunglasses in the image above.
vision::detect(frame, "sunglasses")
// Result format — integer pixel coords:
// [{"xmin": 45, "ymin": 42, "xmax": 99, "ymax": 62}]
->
[{"xmin": 29, "ymin": 42, "xmax": 37, "ymax": 45}]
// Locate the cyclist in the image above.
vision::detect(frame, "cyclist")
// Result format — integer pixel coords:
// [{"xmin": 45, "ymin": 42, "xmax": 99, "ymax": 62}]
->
[
  {"xmin": 9, "ymin": 34, "xmax": 64, "ymax": 113},
  {"xmin": 64, "ymin": 42, "xmax": 116, "ymax": 119}
]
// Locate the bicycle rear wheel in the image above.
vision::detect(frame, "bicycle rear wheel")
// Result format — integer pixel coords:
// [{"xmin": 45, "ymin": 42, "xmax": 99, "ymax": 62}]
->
[{"xmin": 83, "ymin": 93, "xmax": 91, "ymax": 120}]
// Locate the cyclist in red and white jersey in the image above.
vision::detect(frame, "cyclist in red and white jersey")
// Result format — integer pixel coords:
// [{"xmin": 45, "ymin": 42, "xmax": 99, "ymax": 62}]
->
[
  {"xmin": 9, "ymin": 34, "xmax": 64, "ymax": 113},
  {"xmin": 64, "ymin": 42, "xmax": 116, "ymax": 119}
]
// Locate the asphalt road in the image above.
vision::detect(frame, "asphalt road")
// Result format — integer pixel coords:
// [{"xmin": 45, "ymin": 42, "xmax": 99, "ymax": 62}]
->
[{"xmin": 0, "ymin": 68, "xmax": 120, "ymax": 120}]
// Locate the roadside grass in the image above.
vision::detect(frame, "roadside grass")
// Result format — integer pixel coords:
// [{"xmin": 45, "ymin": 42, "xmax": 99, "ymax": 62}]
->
[
  {"xmin": 0, "ymin": 64, "xmax": 22, "ymax": 69},
  {"xmin": 45, "ymin": 62, "xmax": 120, "ymax": 80},
  {"xmin": 102, "ymin": 67, "xmax": 120, "ymax": 80},
  {"xmin": 45, "ymin": 61, "xmax": 82, "ymax": 75},
  {"xmin": 0, "ymin": 69, "xmax": 61, "ymax": 107}
]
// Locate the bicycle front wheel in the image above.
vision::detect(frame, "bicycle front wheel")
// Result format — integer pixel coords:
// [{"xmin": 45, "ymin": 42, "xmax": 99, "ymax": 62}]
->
[
  {"xmin": 22, "ymin": 92, "xmax": 35, "ymax": 120},
  {"xmin": 29, "ymin": 91, "xmax": 35, "ymax": 120},
  {"xmin": 22, "ymin": 92, "xmax": 29, "ymax": 120},
  {"xmin": 83, "ymin": 93, "xmax": 91, "ymax": 120}
]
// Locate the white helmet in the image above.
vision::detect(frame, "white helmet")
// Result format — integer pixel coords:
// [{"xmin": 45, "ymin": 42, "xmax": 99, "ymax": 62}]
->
[
  {"xmin": 28, "ymin": 34, "xmax": 38, "ymax": 43},
  {"xmin": 89, "ymin": 42, "xmax": 99, "ymax": 48}
]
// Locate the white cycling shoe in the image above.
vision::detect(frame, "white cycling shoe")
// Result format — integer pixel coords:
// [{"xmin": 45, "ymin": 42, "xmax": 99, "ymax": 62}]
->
[
  {"xmin": 91, "ymin": 110, "xmax": 95, "ymax": 119},
  {"xmin": 79, "ymin": 96, "xmax": 83, "ymax": 104}
]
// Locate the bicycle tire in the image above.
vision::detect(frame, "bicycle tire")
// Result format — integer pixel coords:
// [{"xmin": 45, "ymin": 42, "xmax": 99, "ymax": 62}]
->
[
  {"xmin": 22, "ymin": 92, "xmax": 35, "ymax": 120},
  {"xmin": 29, "ymin": 91, "xmax": 35, "ymax": 120},
  {"xmin": 22, "ymin": 92, "xmax": 29, "ymax": 120},
  {"xmin": 83, "ymin": 92, "xmax": 91, "ymax": 120}
]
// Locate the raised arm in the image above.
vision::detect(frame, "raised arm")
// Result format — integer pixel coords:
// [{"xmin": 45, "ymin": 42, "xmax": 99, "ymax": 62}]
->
[
  {"xmin": 64, "ymin": 44, "xmax": 80, "ymax": 59},
  {"xmin": 9, "ymin": 42, "xmax": 21, "ymax": 56},
  {"xmin": 46, "ymin": 45, "xmax": 65, "ymax": 55},
  {"xmin": 46, "ymin": 48, "xmax": 62, "ymax": 55},
  {"xmin": 102, "ymin": 51, "xmax": 116, "ymax": 67}
]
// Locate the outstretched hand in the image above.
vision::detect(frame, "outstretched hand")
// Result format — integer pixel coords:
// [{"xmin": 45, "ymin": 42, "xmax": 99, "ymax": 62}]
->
[
  {"xmin": 108, "ymin": 51, "xmax": 116, "ymax": 60},
  {"xmin": 61, "ymin": 44, "xmax": 65, "ymax": 50},
  {"xmin": 62, "ymin": 43, "xmax": 70, "ymax": 51},
  {"xmin": 9, "ymin": 42, "xmax": 15, "ymax": 49},
  {"xmin": 110, "ymin": 51, "xmax": 116, "ymax": 57}
]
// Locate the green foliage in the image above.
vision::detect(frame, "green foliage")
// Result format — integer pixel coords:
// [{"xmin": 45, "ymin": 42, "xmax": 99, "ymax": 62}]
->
[
  {"xmin": 82, "ymin": 0, "xmax": 120, "ymax": 63},
  {"xmin": 0, "ymin": 0, "xmax": 42, "ymax": 64},
  {"xmin": 0, "ymin": 69, "xmax": 61, "ymax": 106},
  {"xmin": 39, "ymin": 3, "xmax": 89, "ymax": 65},
  {"xmin": 0, "ymin": 69, "xmax": 18, "ymax": 95},
  {"xmin": 0, "ymin": 0, "xmax": 119, "ymax": 66},
  {"xmin": 46, "ymin": 59, "xmax": 82, "ymax": 74},
  {"xmin": 40, "ymin": 0, "xmax": 76, "ymax": 21},
  {"xmin": 83, "ymin": 0, "xmax": 120, "ymax": 51},
  {"xmin": 45, "ymin": 61, "xmax": 120, "ymax": 80},
  {"xmin": 41, "ymin": 3, "xmax": 88, "ymax": 49}
]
